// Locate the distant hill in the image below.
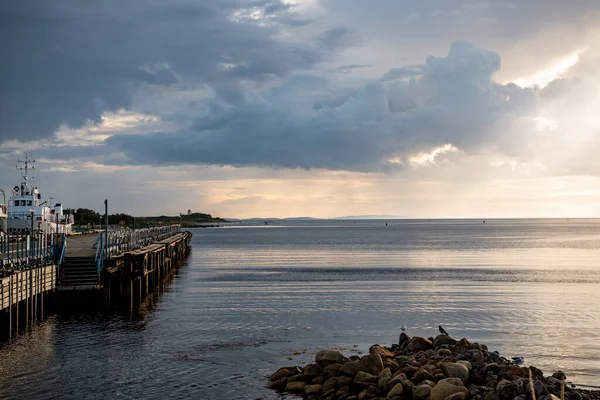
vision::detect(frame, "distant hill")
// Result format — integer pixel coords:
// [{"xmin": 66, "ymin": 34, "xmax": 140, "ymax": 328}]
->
[
  {"xmin": 335, "ymin": 215, "xmax": 409, "ymax": 219},
  {"xmin": 229, "ymin": 217, "xmax": 320, "ymax": 221}
]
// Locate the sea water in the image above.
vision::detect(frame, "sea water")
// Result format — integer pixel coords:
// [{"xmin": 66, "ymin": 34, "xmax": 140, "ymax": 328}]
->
[{"xmin": 1, "ymin": 219, "xmax": 599, "ymax": 399}]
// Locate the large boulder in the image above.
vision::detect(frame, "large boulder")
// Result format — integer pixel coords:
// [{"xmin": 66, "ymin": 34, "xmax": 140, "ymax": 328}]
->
[
  {"xmin": 303, "ymin": 363, "xmax": 323, "ymax": 379},
  {"xmin": 445, "ymin": 392, "xmax": 467, "ymax": 400},
  {"xmin": 388, "ymin": 383, "xmax": 405, "ymax": 398},
  {"xmin": 340, "ymin": 360, "xmax": 369, "ymax": 377},
  {"xmin": 526, "ymin": 380, "xmax": 549, "ymax": 397},
  {"xmin": 316, "ymin": 350, "xmax": 344, "ymax": 367},
  {"xmin": 269, "ymin": 368, "xmax": 288, "ymax": 382},
  {"xmin": 552, "ymin": 371, "xmax": 567, "ymax": 380},
  {"xmin": 496, "ymin": 379, "xmax": 518, "ymax": 399},
  {"xmin": 442, "ymin": 363, "xmax": 469, "ymax": 384},
  {"xmin": 285, "ymin": 381, "xmax": 306, "ymax": 393},
  {"xmin": 412, "ymin": 369, "xmax": 436, "ymax": 383},
  {"xmin": 384, "ymin": 359, "xmax": 400, "ymax": 373},
  {"xmin": 412, "ymin": 337, "xmax": 435, "ymax": 352},
  {"xmin": 354, "ymin": 371, "xmax": 378, "ymax": 386},
  {"xmin": 379, "ymin": 368, "xmax": 392, "ymax": 380},
  {"xmin": 322, "ymin": 377, "xmax": 337, "ymax": 393},
  {"xmin": 413, "ymin": 383, "xmax": 433, "ymax": 400},
  {"xmin": 304, "ymin": 384, "xmax": 322, "ymax": 396},
  {"xmin": 546, "ymin": 376, "xmax": 563, "ymax": 387},
  {"xmin": 370, "ymin": 345, "xmax": 395, "ymax": 359},
  {"xmin": 323, "ymin": 363, "xmax": 343, "ymax": 378},
  {"xmin": 337, "ymin": 375, "xmax": 353, "ymax": 388},
  {"xmin": 463, "ymin": 349, "xmax": 484, "ymax": 363},
  {"xmin": 436, "ymin": 349, "xmax": 452, "ymax": 358},
  {"xmin": 434, "ymin": 335, "xmax": 457, "ymax": 347},
  {"xmin": 361, "ymin": 353, "xmax": 385, "ymax": 375},
  {"xmin": 268, "ymin": 377, "xmax": 288, "ymax": 391},
  {"xmin": 457, "ymin": 361, "xmax": 472, "ymax": 372},
  {"xmin": 430, "ymin": 378, "xmax": 468, "ymax": 400},
  {"xmin": 399, "ymin": 332, "xmax": 411, "ymax": 346}
]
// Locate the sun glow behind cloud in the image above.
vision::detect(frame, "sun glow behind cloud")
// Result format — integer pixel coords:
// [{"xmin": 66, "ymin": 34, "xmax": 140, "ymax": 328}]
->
[{"xmin": 514, "ymin": 52, "xmax": 581, "ymax": 88}]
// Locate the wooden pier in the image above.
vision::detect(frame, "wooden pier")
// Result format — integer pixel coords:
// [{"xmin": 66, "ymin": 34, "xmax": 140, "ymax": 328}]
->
[
  {"xmin": 0, "ymin": 226, "xmax": 192, "ymax": 338},
  {"xmin": 57, "ymin": 227, "xmax": 192, "ymax": 307},
  {"xmin": 0, "ymin": 265, "xmax": 57, "ymax": 339}
]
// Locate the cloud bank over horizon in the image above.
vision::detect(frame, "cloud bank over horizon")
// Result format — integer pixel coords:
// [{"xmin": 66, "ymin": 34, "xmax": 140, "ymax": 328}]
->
[{"xmin": 1, "ymin": 0, "xmax": 600, "ymax": 217}]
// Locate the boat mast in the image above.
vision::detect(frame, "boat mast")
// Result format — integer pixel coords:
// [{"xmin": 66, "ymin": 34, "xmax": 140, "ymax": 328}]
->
[{"xmin": 16, "ymin": 153, "xmax": 35, "ymax": 193}]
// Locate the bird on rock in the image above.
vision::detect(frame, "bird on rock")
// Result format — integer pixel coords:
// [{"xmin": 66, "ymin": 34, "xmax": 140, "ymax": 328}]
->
[
  {"xmin": 511, "ymin": 356, "xmax": 525, "ymax": 365},
  {"xmin": 401, "ymin": 324, "xmax": 406, "ymax": 332},
  {"xmin": 438, "ymin": 325, "xmax": 449, "ymax": 336}
]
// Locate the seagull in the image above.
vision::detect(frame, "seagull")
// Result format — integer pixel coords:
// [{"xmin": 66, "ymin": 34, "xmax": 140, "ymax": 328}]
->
[
  {"xmin": 511, "ymin": 356, "xmax": 525, "ymax": 365},
  {"xmin": 438, "ymin": 325, "xmax": 449, "ymax": 336},
  {"xmin": 401, "ymin": 324, "xmax": 406, "ymax": 332}
]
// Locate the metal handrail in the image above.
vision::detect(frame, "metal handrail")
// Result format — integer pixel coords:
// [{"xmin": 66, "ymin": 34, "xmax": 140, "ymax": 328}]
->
[
  {"xmin": 94, "ymin": 234, "xmax": 104, "ymax": 276},
  {"xmin": 102, "ymin": 224, "xmax": 181, "ymax": 261},
  {"xmin": 0, "ymin": 232, "xmax": 63, "ymax": 275}
]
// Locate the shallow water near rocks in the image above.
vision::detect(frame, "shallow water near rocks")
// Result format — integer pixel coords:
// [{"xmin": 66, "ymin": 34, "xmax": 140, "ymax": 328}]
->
[{"xmin": 1, "ymin": 219, "xmax": 599, "ymax": 399}]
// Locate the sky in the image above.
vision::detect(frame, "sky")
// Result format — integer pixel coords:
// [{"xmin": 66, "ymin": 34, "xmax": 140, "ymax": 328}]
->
[{"xmin": 1, "ymin": 0, "xmax": 600, "ymax": 218}]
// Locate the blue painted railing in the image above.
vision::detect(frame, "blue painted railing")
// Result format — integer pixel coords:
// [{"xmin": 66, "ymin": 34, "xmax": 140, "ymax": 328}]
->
[
  {"xmin": 0, "ymin": 232, "xmax": 65, "ymax": 275},
  {"xmin": 94, "ymin": 234, "xmax": 104, "ymax": 277}
]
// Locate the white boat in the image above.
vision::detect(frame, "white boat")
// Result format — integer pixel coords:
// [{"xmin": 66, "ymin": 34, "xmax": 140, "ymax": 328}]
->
[
  {"xmin": 6, "ymin": 154, "xmax": 74, "ymax": 235},
  {"xmin": 0, "ymin": 189, "xmax": 7, "ymax": 235}
]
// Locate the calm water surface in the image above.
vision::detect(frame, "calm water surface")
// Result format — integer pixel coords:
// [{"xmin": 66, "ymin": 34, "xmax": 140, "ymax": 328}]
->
[{"xmin": 1, "ymin": 219, "xmax": 600, "ymax": 399}]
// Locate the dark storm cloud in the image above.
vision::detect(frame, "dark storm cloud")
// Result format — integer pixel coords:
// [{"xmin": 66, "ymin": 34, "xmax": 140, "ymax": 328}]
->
[
  {"xmin": 0, "ymin": 0, "xmax": 339, "ymax": 143},
  {"xmin": 4, "ymin": 1, "xmax": 594, "ymax": 174},
  {"xmin": 76, "ymin": 41, "xmax": 537, "ymax": 172}
]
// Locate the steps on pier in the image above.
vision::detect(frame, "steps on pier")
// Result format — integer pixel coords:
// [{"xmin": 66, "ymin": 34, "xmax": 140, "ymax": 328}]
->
[{"xmin": 59, "ymin": 257, "xmax": 101, "ymax": 290}]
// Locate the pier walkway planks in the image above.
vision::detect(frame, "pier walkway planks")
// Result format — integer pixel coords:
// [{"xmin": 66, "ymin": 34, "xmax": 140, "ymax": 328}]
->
[{"xmin": 66, "ymin": 234, "xmax": 98, "ymax": 257}]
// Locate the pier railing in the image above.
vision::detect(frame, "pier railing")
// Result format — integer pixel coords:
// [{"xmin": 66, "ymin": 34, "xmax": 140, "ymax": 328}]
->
[
  {"xmin": 0, "ymin": 233, "xmax": 66, "ymax": 275},
  {"xmin": 101, "ymin": 224, "xmax": 181, "ymax": 261}
]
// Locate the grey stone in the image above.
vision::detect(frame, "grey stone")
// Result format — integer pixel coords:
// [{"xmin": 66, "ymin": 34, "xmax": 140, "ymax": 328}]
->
[
  {"xmin": 430, "ymin": 378, "xmax": 468, "ymax": 400},
  {"xmin": 442, "ymin": 363, "xmax": 469, "ymax": 384},
  {"xmin": 340, "ymin": 360, "xmax": 369, "ymax": 377},
  {"xmin": 436, "ymin": 349, "xmax": 452, "ymax": 358},
  {"xmin": 361, "ymin": 353, "xmax": 385, "ymax": 375},
  {"xmin": 496, "ymin": 379, "xmax": 519, "ymax": 399},
  {"xmin": 412, "ymin": 383, "xmax": 433, "ymax": 400},
  {"xmin": 303, "ymin": 363, "xmax": 323, "ymax": 379},
  {"xmin": 434, "ymin": 335, "xmax": 457, "ymax": 347},
  {"xmin": 388, "ymin": 383, "xmax": 405, "ymax": 398},
  {"xmin": 412, "ymin": 369, "xmax": 436, "ymax": 383},
  {"xmin": 316, "ymin": 350, "xmax": 345, "ymax": 367},
  {"xmin": 285, "ymin": 381, "xmax": 306, "ymax": 392},
  {"xmin": 354, "ymin": 371, "xmax": 378, "ymax": 386},
  {"xmin": 304, "ymin": 384, "xmax": 322, "ymax": 395}
]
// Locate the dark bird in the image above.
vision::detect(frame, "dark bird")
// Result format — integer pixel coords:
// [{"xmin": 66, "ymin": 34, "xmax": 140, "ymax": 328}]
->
[{"xmin": 438, "ymin": 325, "xmax": 449, "ymax": 336}]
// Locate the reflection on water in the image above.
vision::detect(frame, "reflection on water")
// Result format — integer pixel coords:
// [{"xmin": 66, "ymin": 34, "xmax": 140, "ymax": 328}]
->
[{"xmin": 0, "ymin": 219, "xmax": 599, "ymax": 399}]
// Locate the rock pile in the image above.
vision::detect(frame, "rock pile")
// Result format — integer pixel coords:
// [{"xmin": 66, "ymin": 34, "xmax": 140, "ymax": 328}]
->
[{"xmin": 268, "ymin": 333, "xmax": 599, "ymax": 400}]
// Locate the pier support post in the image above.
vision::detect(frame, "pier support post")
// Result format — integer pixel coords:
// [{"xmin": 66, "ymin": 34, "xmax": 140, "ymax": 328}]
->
[
  {"xmin": 16, "ymin": 273, "xmax": 19, "ymax": 333},
  {"xmin": 9, "ymin": 275, "xmax": 12, "ymax": 337}
]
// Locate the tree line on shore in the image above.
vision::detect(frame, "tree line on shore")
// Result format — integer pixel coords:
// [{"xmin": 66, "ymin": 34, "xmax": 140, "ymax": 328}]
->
[{"xmin": 64, "ymin": 208, "xmax": 226, "ymax": 227}]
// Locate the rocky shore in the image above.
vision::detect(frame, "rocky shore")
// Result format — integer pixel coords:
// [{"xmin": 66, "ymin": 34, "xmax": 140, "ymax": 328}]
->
[{"xmin": 268, "ymin": 332, "xmax": 600, "ymax": 400}]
